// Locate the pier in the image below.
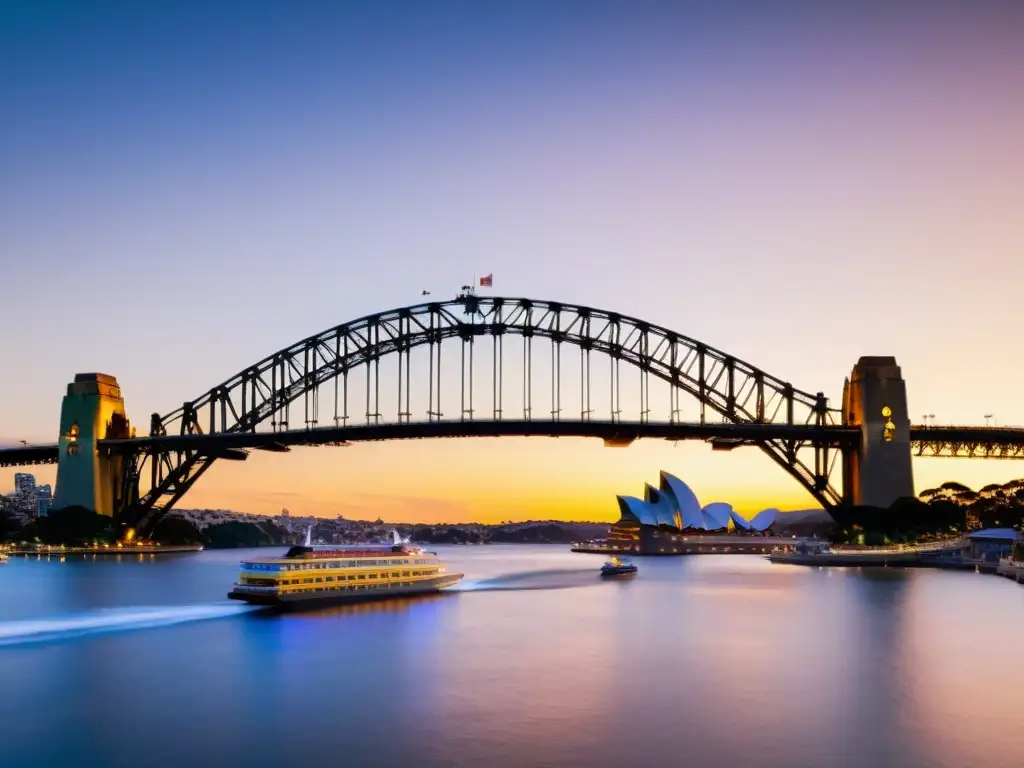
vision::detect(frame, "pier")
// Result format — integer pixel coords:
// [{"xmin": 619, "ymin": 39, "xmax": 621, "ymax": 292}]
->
[
  {"xmin": 767, "ymin": 540, "xmax": 963, "ymax": 567},
  {"xmin": 572, "ymin": 535, "xmax": 795, "ymax": 556}
]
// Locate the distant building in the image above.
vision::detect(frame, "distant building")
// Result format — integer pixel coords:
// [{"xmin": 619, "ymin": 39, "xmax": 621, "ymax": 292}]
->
[
  {"xmin": 14, "ymin": 473, "xmax": 36, "ymax": 495},
  {"xmin": 35, "ymin": 485, "xmax": 53, "ymax": 517},
  {"xmin": 8, "ymin": 473, "xmax": 45, "ymax": 516}
]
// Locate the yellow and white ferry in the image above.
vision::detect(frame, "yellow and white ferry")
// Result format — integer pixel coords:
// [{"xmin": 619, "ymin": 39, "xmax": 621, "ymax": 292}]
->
[{"xmin": 228, "ymin": 531, "xmax": 462, "ymax": 609}]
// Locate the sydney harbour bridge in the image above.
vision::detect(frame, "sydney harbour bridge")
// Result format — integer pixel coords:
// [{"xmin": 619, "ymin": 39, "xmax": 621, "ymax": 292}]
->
[{"xmin": 3, "ymin": 294, "xmax": 1023, "ymax": 535}]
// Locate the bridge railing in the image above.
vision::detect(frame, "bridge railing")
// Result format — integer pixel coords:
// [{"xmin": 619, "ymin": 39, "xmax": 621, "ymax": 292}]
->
[{"xmin": 911, "ymin": 424, "xmax": 1024, "ymax": 431}]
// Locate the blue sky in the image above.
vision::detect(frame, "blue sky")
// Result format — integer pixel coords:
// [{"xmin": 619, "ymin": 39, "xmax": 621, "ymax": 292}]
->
[{"xmin": 3, "ymin": 1, "xmax": 1023, "ymax": 518}]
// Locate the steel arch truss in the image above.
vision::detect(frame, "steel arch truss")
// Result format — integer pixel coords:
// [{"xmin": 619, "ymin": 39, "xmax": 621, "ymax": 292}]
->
[{"xmin": 125, "ymin": 296, "xmax": 845, "ymax": 529}]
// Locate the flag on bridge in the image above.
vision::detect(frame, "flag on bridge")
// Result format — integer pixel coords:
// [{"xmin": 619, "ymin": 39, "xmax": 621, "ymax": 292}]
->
[{"xmin": 479, "ymin": 274, "xmax": 493, "ymax": 287}]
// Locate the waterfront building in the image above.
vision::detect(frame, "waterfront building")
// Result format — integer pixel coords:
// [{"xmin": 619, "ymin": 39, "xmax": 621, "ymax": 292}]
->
[
  {"xmin": 964, "ymin": 528, "xmax": 1020, "ymax": 565},
  {"xmin": 607, "ymin": 471, "xmax": 779, "ymax": 553}
]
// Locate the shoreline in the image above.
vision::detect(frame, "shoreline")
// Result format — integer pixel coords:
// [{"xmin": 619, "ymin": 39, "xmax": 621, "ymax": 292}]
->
[{"xmin": 5, "ymin": 544, "xmax": 203, "ymax": 557}]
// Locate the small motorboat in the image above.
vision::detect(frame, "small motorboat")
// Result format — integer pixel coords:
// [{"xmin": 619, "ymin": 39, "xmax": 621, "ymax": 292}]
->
[{"xmin": 600, "ymin": 556, "xmax": 637, "ymax": 578}]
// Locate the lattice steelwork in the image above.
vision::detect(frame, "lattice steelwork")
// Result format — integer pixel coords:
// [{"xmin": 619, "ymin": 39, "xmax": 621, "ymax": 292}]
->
[
  {"xmin": 910, "ymin": 427, "xmax": 1024, "ymax": 459},
  {"xmin": 5, "ymin": 300, "xmax": 1024, "ymax": 527},
  {"xmin": 117, "ymin": 295, "xmax": 845, "ymax": 529}
]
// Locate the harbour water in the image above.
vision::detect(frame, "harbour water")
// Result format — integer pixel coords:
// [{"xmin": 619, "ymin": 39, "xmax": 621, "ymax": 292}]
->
[{"xmin": 2, "ymin": 545, "xmax": 1024, "ymax": 767}]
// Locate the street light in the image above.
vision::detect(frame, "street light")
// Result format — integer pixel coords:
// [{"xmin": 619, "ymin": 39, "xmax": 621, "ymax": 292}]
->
[{"xmin": 984, "ymin": 413, "xmax": 995, "ymax": 427}]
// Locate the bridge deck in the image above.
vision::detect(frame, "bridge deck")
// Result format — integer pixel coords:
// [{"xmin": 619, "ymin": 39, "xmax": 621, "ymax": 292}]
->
[
  {"xmin": 2, "ymin": 424, "xmax": 1024, "ymax": 468},
  {"xmin": 96, "ymin": 420, "xmax": 858, "ymax": 454},
  {"xmin": 0, "ymin": 443, "xmax": 59, "ymax": 467}
]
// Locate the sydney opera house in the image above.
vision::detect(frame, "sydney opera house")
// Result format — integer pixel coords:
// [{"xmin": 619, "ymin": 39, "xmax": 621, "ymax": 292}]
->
[{"xmin": 607, "ymin": 471, "xmax": 778, "ymax": 553}]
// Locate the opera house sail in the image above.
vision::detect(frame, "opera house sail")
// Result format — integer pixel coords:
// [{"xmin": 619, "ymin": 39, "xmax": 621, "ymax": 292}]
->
[{"xmin": 606, "ymin": 471, "xmax": 778, "ymax": 554}]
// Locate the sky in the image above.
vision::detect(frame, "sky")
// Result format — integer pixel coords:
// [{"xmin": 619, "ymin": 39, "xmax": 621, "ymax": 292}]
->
[{"xmin": 2, "ymin": 1, "xmax": 1023, "ymax": 522}]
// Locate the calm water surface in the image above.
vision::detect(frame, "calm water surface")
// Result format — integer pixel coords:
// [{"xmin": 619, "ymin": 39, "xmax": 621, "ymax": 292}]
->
[{"xmin": 2, "ymin": 545, "xmax": 1023, "ymax": 767}]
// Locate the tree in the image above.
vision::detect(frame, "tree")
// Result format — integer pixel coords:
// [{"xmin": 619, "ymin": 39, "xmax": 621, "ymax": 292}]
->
[
  {"xmin": 940, "ymin": 481, "xmax": 973, "ymax": 493},
  {"xmin": 151, "ymin": 516, "xmax": 204, "ymax": 546},
  {"xmin": 0, "ymin": 509, "xmax": 23, "ymax": 542},
  {"xmin": 29, "ymin": 506, "xmax": 116, "ymax": 546}
]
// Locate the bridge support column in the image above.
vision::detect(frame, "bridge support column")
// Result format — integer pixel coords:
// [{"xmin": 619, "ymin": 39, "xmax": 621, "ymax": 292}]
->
[
  {"xmin": 841, "ymin": 357, "xmax": 914, "ymax": 508},
  {"xmin": 53, "ymin": 373, "xmax": 133, "ymax": 515}
]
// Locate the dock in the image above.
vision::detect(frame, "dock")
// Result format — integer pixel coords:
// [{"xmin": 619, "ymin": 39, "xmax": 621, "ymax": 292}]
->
[
  {"xmin": 996, "ymin": 558, "xmax": 1024, "ymax": 582},
  {"xmin": 572, "ymin": 535, "xmax": 794, "ymax": 556},
  {"xmin": 768, "ymin": 541, "xmax": 962, "ymax": 567}
]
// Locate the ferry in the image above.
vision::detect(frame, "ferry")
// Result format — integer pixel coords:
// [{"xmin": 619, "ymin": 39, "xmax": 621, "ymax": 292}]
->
[
  {"xmin": 228, "ymin": 531, "xmax": 463, "ymax": 609},
  {"xmin": 600, "ymin": 556, "xmax": 638, "ymax": 578}
]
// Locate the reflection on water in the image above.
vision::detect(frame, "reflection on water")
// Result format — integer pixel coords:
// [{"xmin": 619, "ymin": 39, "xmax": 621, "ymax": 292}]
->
[
  {"xmin": 272, "ymin": 592, "xmax": 453, "ymax": 621},
  {"xmin": 2, "ymin": 546, "xmax": 1024, "ymax": 768},
  {"xmin": 456, "ymin": 567, "xmax": 600, "ymax": 592},
  {"xmin": 0, "ymin": 603, "xmax": 258, "ymax": 647}
]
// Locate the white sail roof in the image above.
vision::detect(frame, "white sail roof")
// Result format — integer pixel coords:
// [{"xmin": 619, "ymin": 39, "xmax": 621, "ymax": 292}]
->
[
  {"xmin": 660, "ymin": 472, "xmax": 704, "ymax": 530},
  {"xmin": 614, "ymin": 472, "xmax": 780, "ymax": 534},
  {"xmin": 701, "ymin": 502, "xmax": 732, "ymax": 531},
  {"xmin": 728, "ymin": 510, "xmax": 753, "ymax": 530},
  {"xmin": 616, "ymin": 495, "xmax": 658, "ymax": 527},
  {"xmin": 748, "ymin": 508, "xmax": 778, "ymax": 531},
  {"xmin": 645, "ymin": 484, "xmax": 682, "ymax": 528}
]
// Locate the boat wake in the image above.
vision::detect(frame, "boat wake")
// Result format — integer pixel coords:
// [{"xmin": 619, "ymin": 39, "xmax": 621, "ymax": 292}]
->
[
  {"xmin": 0, "ymin": 603, "xmax": 259, "ymax": 648},
  {"xmin": 454, "ymin": 568, "xmax": 597, "ymax": 593}
]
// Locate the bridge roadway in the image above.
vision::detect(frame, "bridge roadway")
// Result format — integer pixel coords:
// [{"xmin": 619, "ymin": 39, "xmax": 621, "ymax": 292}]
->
[
  {"xmin": 2, "ymin": 423, "xmax": 1024, "ymax": 468},
  {"xmin": 4, "ymin": 420, "xmax": 855, "ymax": 466}
]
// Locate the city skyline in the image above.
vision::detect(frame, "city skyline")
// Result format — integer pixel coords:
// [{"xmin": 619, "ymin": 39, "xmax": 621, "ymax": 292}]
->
[{"xmin": 3, "ymin": 1, "xmax": 1024, "ymax": 522}]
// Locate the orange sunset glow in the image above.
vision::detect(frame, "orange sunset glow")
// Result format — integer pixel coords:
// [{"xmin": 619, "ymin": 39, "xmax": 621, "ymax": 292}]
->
[{"xmin": 2, "ymin": 2, "xmax": 1023, "ymax": 523}]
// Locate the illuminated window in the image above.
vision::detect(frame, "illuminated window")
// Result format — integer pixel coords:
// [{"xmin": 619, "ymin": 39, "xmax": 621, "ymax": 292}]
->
[
  {"xmin": 882, "ymin": 406, "xmax": 896, "ymax": 442},
  {"xmin": 66, "ymin": 422, "xmax": 81, "ymax": 455}
]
